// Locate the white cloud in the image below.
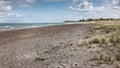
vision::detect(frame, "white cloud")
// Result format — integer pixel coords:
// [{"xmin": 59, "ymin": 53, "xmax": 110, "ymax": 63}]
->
[
  {"xmin": 68, "ymin": 0, "xmax": 120, "ymax": 19},
  {"xmin": 18, "ymin": 0, "xmax": 36, "ymax": 7},
  {"xmin": 0, "ymin": 0, "xmax": 36, "ymax": 10},
  {"xmin": 0, "ymin": 5, "xmax": 12, "ymax": 12},
  {"xmin": 44, "ymin": 0, "xmax": 66, "ymax": 2},
  {"xmin": 69, "ymin": 0, "xmax": 120, "ymax": 12},
  {"xmin": 72, "ymin": 0, "xmax": 79, "ymax": 4},
  {"xmin": 0, "ymin": 0, "xmax": 36, "ymax": 22},
  {"xmin": 94, "ymin": 6, "xmax": 105, "ymax": 11},
  {"xmin": 4, "ymin": 5, "xmax": 12, "ymax": 11},
  {"xmin": 102, "ymin": 0, "xmax": 120, "ymax": 10},
  {"xmin": 0, "ymin": 0, "xmax": 36, "ymax": 13},
  {"xmin": 0, "ymin": 12, "xmax": 24, "ymax": 18},
  {"xmin": 0, "ymin": 12, "xmax": 28, "ymax": 22},
  {"xmin": 7, "ymin": 13, "xmax": 24, "ymax": 17},
  {"xmin": 27, "ymin": 0, "xmax": 35, "ymax": 4},
  {"xmin": 68, "ymin": 1, "xmax": 94, "ymax": 12},
  {"xmin": 112, "ymin": 0, "xmax": 120, "ymax": 9}
]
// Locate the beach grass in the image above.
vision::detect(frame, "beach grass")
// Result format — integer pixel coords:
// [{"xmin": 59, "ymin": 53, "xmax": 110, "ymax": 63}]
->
[
  {"xmin": 89, "ymin": 23, "xmax": 120, "ymax": 34},
  {"xmin": 77, "ymin": 22, "xmax": 120, "ymax": 64}
]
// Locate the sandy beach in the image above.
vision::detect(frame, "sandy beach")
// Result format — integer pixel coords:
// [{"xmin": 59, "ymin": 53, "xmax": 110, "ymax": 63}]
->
[
  {"xmin": 0, "ymin": 0, "xmax": 120, "ymax": 67},
  {"xmin": 0, "ymin": 22, "xmax": 119, "ymax": 68},
  {"xmin": 0, "ymin": 24, "xmax": 93, "ymax": 68}
]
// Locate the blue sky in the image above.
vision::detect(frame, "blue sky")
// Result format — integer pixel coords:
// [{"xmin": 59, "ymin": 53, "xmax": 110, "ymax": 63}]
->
[{"xmin": 0, "ymin": 0, "xmax": 120, "ymax": 23}]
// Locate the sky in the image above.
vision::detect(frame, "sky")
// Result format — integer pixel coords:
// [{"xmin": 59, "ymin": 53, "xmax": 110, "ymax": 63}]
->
[{"xmin": 0, "ymin": 0, "xmax": 120, "ymax": 23}]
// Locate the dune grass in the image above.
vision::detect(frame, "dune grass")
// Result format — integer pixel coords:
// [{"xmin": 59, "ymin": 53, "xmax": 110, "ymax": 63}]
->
[
  {"xmin": 75, "ymin": 21, "xmax": 120, "ymax": 64},
  {"xmin": 115, "ymin": 52, "xmax": 120, "ymax": 61},
  {"xmin": 80, "ymin": 31, "xmax": 120, "ymax": 46},
  {"xmin": 80, "ymin": 32, "xmax": 120, "ymax": 62},
  {"xmin": 89, "ymin": 24, "xmax": 120, "ymax": 34},
  {"xmin": 76, "ymin": 32, "xmax": 120, "ymax": 66},
  {"xmin": 78, "ymin": 22, "xmax": 120, "ymax": 65},
  {"xmin": 88, "ymin": 22, "xmax": 120, "ymax": 46}
]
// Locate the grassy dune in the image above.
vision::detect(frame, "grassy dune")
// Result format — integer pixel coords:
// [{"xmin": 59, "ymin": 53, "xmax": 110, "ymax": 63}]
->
[{"xmin": 79, "ymin": 21, "xmax": 120, "ymax": 67}]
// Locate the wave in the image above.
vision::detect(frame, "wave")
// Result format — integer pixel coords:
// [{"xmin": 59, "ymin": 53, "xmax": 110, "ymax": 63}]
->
[
  {"xmin": 0, "ymin": 23, "xmax": 63, "ymax": 30},
  {"xmin": 0, "ymin": 26, "xmax": 15, "ymax": 29}
]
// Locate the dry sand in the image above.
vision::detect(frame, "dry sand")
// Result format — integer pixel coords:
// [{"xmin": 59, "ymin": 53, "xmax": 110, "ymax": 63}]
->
[{"xmin": 0, "ymin": 23, "xmax": 117, "ymax": 68}]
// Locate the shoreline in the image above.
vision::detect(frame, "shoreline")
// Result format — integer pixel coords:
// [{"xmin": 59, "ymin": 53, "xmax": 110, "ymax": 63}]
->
[
  {"xmin": 0, "ymin": 23, "xmax": 96, "ymax": 68},
  {"xmin": 0, "ymin": 22, "xmax": 64, "ymax": 32},
  {"xmin": 1, "ymin": 20, "xmax": 120, "ymax": 68},
  {"xmin": 0, "ymin": 23, "xmax": 91, "ymax": 45},
  {"xmin": 0, "ymin": 23, "xmax": 84, "ymax": 32},
  {"xmin": 0, "ymin": 21, "xmax": 96, "ymax": 32}
]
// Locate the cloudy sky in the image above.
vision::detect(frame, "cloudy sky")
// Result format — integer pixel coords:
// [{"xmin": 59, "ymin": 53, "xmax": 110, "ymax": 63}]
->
[{"xmin": 0, "ymin": 0, "xmax": 120, "ymax": 23}]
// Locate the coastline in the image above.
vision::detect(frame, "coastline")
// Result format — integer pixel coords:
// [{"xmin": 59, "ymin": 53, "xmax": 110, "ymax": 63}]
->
[
  {"xmin": 0, "ymin": 21, "xmax": 98, "ymax": 32},
  {"xmin": 0, "ymin": 23, "xmax": 93, "ymax": 68},
  {"xmin": 0, "ymin": 22, "xmax": 64, "ymax": 31},
  {"xmin": 1, "ymin": 20, "xmax": 120, "ymax": 68}
]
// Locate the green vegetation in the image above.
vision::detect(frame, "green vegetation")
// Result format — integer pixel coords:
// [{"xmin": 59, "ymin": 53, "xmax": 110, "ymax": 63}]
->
[
  {"xmin": 108, "ymin": 33, "xmax": 120, "ymax": 46},
  {"xmin": 91, "ymin": 54, "xmax": 114, "ymax": 64},
  {"xmin": 115, "ymin": 50, "xmax": 120, "ymax": 61},
  {"xmin": 79, "ymin": 41, "xmax": 88, "ymax": 46},
  {"xmin": 79, "ymin": 18, "xmax": 120, "ymax": 22},
  {"xmin": 81, "ymin": 23, "xmax": 120, "ymax": 63},
  {"xmin": 98, "ymin": 54, "xmax": 113, "ymax": 64},
  {"xmin": 116, "ymin": 63, "xmax": 120, "ymax": 68},
  {"xmin": 89, "ymin": 24, "xmax": 120, "ymax": 34},
  {"xmin": 80, "ymin": 32, "xmax": 120, "ymax": 63},
  {"xmin": 80, "ymin": 31, "xmax": 120, "ymax": 47}
]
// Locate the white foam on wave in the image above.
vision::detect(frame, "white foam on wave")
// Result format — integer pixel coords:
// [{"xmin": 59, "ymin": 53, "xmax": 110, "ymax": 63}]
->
[
  {"xmin": 0, "ymin": 26, "xmax": 15, "ymax": 29},
  {"xmin": 0, "ymin": 23, "xmax": 63, "ymax": 31}
]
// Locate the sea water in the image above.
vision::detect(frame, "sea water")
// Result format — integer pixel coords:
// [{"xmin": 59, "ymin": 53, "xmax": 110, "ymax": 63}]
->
[{"xmin": 0, "ymin": 23, "xmax": 63, "ymax": 30}]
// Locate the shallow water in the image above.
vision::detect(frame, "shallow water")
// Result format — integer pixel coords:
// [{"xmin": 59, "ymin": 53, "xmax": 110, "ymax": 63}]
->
[{"xmin": 0, "ymin": 23, "xmax": 63, "ymax": 30}]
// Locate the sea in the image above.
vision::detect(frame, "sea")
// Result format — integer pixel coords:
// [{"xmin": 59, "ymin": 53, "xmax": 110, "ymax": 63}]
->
[{"xmin": 0, "ymin": 23, "xmax": 63, "ymax": 30}]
